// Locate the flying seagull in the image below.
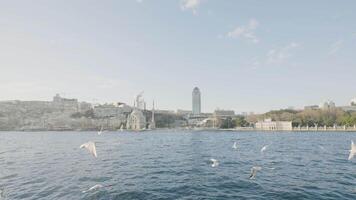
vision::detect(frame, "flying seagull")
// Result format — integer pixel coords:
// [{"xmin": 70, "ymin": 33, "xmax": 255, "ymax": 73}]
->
[
  {"xmin": 249, "ymin": 166, "xmax": 262, "ymax": 179},
  {"xmin": 80, "ymin": 141, "xmax": 97, "ymax": 158},
  {"xmin": 210, "ymin": 159, "xmax": 219, "ymax": 167},
  {"xmin": 260, "ymin": 145, "xmax": 269, "ymax": 153},
  {"xmin": 348, "ymin": 140, "xmax": 356, "ymax": 160},
  {"xmin": 232, "ymin": 142, "xmax": 238, "ymax": 150}
]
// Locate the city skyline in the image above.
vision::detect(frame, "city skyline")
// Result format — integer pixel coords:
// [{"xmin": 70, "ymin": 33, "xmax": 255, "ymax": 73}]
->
[{"xmin": 1, "ymin": 1, "xmax": 356, "ymax": 113}]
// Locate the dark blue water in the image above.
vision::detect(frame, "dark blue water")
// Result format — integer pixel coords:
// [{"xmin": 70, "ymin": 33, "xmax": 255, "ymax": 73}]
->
[{"xmin": 1, "ymin": 131, "xmax": 356, "ymax": 199}]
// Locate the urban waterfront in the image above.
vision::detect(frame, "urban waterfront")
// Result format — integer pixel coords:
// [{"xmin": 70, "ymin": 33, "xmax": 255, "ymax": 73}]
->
[{"xmin": 1, "ymin": 131, "xmax": 356, "ymax": 200}]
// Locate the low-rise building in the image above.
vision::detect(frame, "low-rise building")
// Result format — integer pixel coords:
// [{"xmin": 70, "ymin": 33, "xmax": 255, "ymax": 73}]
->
[
  {"xmin": 255, "ymin": 118, "xmax": 292, "ymax": 131},
  {"xmin": 319, "ymin": 100, "xmax": 335, "ymax": 110}
]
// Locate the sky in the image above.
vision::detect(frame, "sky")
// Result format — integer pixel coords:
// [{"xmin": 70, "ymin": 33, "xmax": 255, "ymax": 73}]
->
[{"xmin": 0, "ymin": 0, "xmax": 356, "ymax": 113}]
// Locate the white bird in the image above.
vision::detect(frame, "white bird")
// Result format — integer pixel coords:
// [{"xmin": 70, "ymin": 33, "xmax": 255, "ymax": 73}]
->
[
  {"xmin": 232, "ymin": 142, "xmax": 238, "ymax": 150},
  {"xmin": 80, "ymin": 141, "xmax": 97, "ymax": 158},
  {"xmin": 348, "ymin": 140, "xmax": 356, "ymax": 160},
  {"xmin": 210, "ymin": 159, "xmax": 219, "ymax": 167},
  {"xmin": 82, "ymin": 184, "xmax": 103, "ymax": 193},
  {"xmin": 249, "ymin": 166, "xmax": 262, "ymax": 179},
  {"xmin": 260, "ymin": 145, "xmax": 269, "ymax": 153},
  {"xmin": 97, "ymin": 126, "xmax": 103, "ymax": 135}
]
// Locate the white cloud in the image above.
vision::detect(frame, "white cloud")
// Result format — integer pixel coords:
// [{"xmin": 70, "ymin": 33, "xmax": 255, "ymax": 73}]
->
[
  {"xmin": 136, "ymin": 0, "xmax": 143, "ymax": 3},
  {"xmin": 267, "ymin": 42, "xmax": 300, "ymax": 64},
  {"xmin": 227, "ymin": 19, "xmax": 259, "ymax": 43},
  {"xmin": 180, "ymin": 0, "xmax": 201, "ymax": 15},
  {"xmin": 328, "ymin": 39, "xmax": 343, "ymax": 55}
]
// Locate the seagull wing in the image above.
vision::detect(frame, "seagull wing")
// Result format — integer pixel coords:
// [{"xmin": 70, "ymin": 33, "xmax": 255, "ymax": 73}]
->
[
  {"xmin": 82, "ymin": 184, "xmax": 103, "ymax": 193},
  {"xmin": 348, "ymin": 140, "xmax": 356, "ymax": 160},
  {"xmin": 88, "ymin": 142, "xmax": 97, "ymax": 157},
  {"xmin": 80, "ymin": 142, "xmax": 97, "ymax": 158},
  {"xmin": 249, "ymin": 168, "xmax": 256, "ymax": 179},
  {"xmin": 233, "ymin": 142, "xmax": 237, "ymax": 149},
  {"xmin": 249, "ymin": 166, "xmax": 261, "ymax": 179}
]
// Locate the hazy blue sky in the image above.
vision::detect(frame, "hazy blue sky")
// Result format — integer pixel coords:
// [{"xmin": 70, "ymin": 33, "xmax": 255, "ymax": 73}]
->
[{"xmin": 1, "ymin": 0, "xmax": 355, "ymax": 113}]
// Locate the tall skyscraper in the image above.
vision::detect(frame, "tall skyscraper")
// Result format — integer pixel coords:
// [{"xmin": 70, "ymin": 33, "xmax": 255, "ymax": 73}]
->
[{"xmin": 192, "ymin": 87, "xmax": 201, "ymax": 115}]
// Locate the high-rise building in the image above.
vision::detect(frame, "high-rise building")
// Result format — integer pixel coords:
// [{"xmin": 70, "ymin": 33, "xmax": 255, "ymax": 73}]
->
[{"xmin": 192, "ymin": 87, "xmax": 201, "ymax": 115}]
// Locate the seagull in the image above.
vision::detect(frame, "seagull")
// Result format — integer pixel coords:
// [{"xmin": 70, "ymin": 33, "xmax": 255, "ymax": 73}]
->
[
  {"xmin": 97, "ymin": 126, "xmax": 103, "ymax": 135},
  {"xmin": 318, "ymin": 145, "xmax": 326, "ymax": 151},
  {"xmin": 232, "ymin": 142, "xmax": 238, "ymax": 150},
  {"xmin": 260, "ymin": 145, "xmax": 269, "ymax": 153},
  {"xmin": 80, "ymin": 141, "xmax": 97, "ymax": 158},
  {"xmin": 82, "ymin": 184, "xmax": 103, "ymax": 193},
  {"xmin": 82, "ymin": 184, "xmax": 114, "ymax": 193},
  {"xmin": 348, "ymin": 140, "xmax": 356, "ymax": 160},
  {"xmin": 210, "ymin": 159, "xmax": 219, "ymax": 167},
  {"xmin": 249, "ymin": 166, "xmax": 262, "ymax": 179}
]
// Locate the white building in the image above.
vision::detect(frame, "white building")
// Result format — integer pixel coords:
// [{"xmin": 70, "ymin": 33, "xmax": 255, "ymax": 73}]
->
[
  {"xmin": 319, "ymin": 100, "xmax": 335, "ymax": 110},
  {"xmin": 126, "ymin": 109, "xmax": 146, "ymax": 131},
  {"xmin": 192, "ymin": 87, "xmax": 201, "ymax": 116},
  {"xmin": 255, "ymin": 118, "xmax": 292, "ymax": 131}
]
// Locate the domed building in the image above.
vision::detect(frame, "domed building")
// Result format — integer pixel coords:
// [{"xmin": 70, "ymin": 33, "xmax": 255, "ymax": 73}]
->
[{"xmin": 126, "ymin": 109, "xmax": 146, "ymax": 131}]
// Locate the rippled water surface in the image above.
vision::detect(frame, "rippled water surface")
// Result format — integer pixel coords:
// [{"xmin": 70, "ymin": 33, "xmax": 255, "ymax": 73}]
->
[{"xmin": 1, "ymin": 131, "xmax": 356, "ymax": 199}]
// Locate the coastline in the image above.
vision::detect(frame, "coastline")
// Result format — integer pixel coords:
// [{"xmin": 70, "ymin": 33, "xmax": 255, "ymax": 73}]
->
[{"xmin": 1, "ymin": 127, "xmax": 356, "ymax": 132}]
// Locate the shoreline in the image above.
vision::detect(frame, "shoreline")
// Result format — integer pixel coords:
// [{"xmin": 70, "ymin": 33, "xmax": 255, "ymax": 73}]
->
[{"xmin": 1, "ymin": 128, "xmax": 356, "ymax": 132}]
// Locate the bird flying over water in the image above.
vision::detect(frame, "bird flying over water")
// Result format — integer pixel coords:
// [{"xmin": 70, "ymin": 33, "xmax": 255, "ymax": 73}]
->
[
  {"xmin": 232, "ymin": 142, "xmax": 238, "ymax": 149},
  {"xmin": 80, "ymin": 141, "xmax": 97, "ymax": 158},
  {"xmin": 249, "ymin": 166, "xmax": 262, "ymax": 179},
  {"xmin": 260, "ymin": 145, "xmax": 269, "ymax": 153},
  {"xmin": 210, "ymin": 159, "xmax": 219, "ymax": 167},
  {"xmin": 348, "ymin": 140, "xmax": 356, "ymax": 160}
]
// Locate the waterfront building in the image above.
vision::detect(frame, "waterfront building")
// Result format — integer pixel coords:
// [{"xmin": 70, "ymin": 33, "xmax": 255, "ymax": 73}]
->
[
  {"xmin": 255, "ymin": 118, "xmax": 292, "ymax": 131},
  {"xmin": 192, "ymin": 87, "xmax": 201, "ymax": 116},
  {"xmin": 319, "ymin": 100, "xmax": 336, "ymax": 110},
  {"xmin": 126, "ymin": 109, "xmax": 146, "ymax": 131}
]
